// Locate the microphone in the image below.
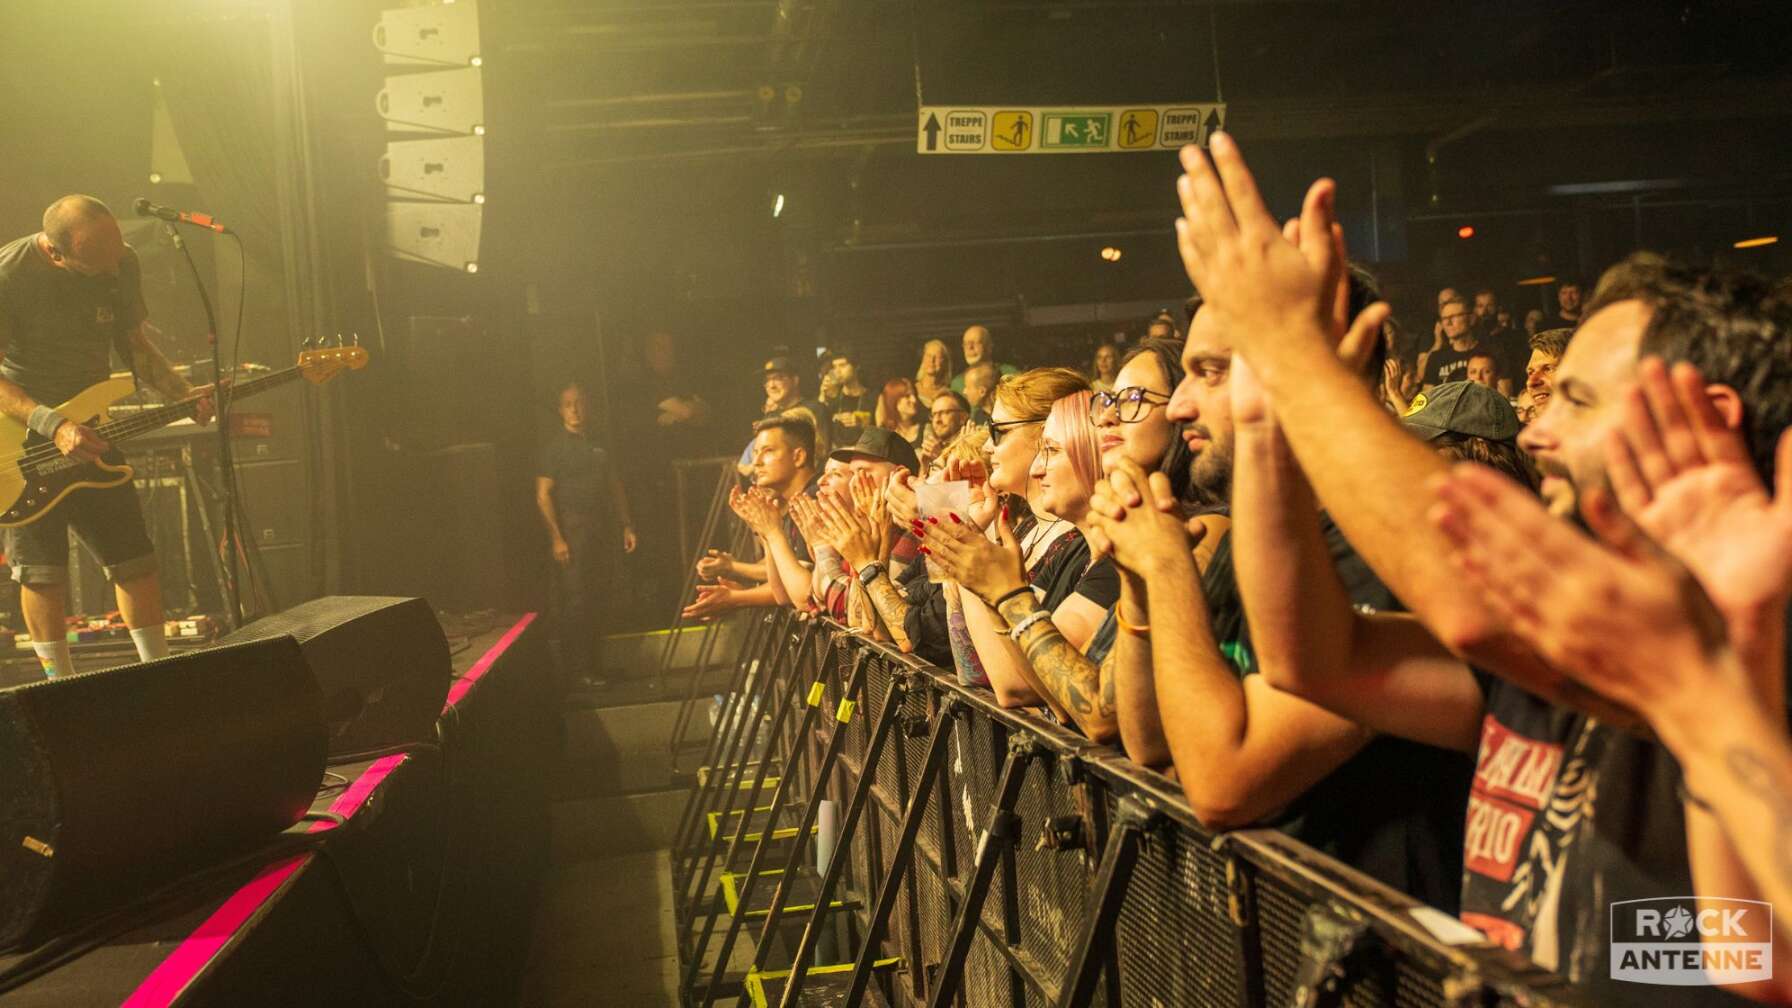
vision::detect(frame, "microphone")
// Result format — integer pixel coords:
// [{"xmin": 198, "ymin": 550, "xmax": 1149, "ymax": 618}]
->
[{"xmin": 133, "ymin": 197, "xmax": 230, "ymax": 234}]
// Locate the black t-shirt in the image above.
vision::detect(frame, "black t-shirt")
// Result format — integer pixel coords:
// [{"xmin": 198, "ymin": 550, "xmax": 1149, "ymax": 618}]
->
[
  {"xmin": 1546, "ymin": 312, "xmax": 1581, "ymax": 332},
  {"xmin": 0, "ymin": 235, "xmax": 146, "ymax": 405},
  {"xmin": 1026, "ymin": 527, "xmax": 1115, "ymax": 613},
  {"xmin": 1423, "ymin": 343, "xmax": 1481, "ymax": 388},
  {"xmin": 821, "ymin": 387, "xmax": 877, "ymax": 450},
  {"xmin": 1201, "ymin": 517, "xmax": 1473, "ymax": 913},
  {"xmin": 1479, "ymin": 326, "xmax": 1529, "ymax": 390},
  {"xmin": 1460, "ymin": 675, "xmax": 1758, "ymax": 1006},
  {"xmin": 538, "ymin": 429, "xmax": 612, "ymax": 526}
]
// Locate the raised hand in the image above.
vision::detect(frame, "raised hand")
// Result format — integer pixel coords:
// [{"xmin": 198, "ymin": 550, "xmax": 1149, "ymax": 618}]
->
[
  {"xmin": 1174, "ymin": 133, "xmax": 1338, "ymax": 352},
  {"xmin": 1428, "ymin": 464, "xmax": 1699, "ymax": 729},
  {"xmin": 1606, "ymin": 358, "xmax": 1792, "ymax": 637},
  {"xmin": 916, "ymin": 509, "xmax": 1027, "ymax": 605},
  {"xmin": 965, "ymin": 479, "xmax": 1001, "ymax": 531}
]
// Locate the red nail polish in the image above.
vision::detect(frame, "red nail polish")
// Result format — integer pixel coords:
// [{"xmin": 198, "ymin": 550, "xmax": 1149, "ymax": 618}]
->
[
  {"xmin": 1001, "ymin": 506, "xmax": 1009, "ymax": 520},
  {"xmin": 928, "ymin": 516, "xmax": 941, "ymax": 525},
  {"xmin": 919, "ymin": 546, "xmax": 931, "ymax": 555},
  {"xmin": 947, "ymin": 513, "xmax": 960, "ymax": 524}
]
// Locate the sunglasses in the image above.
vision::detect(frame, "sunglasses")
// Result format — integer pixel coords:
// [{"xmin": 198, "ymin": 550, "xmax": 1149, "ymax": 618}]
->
[{"xmin": 987, "ymin": 418, "xmax": 1037, "ymax": 446}]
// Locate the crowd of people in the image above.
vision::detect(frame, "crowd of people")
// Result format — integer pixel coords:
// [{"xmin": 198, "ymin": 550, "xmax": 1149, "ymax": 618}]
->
[{"xmin": 660, "ymin": 134, "xmax": 1792, "ymax": 1004}]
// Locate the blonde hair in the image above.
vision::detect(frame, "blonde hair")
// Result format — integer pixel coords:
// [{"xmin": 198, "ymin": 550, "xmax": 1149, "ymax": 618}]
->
[
  {"xmin": 991, "ymin": 367, "xmax": 1090, "ymax": 422},
  {"xmin": 918, "ymin": 338, "xmax": 955, "ymax": 387}
]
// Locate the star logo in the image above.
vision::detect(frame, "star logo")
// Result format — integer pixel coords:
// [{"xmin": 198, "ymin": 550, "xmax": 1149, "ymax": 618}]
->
[{"xmin": 1662, "ymin": 905, "xmax": 1696, "ymax": 939}]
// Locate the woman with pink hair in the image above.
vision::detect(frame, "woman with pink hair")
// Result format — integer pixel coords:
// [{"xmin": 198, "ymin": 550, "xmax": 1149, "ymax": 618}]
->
[{"xmin": 918, "ymin": 388, "xmax": 1122, "ymax": 740}]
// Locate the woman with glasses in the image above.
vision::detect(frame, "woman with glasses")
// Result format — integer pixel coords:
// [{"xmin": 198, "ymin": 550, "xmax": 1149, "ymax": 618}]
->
[{"xmin": 923, "ymin": 376, "xmax": 1128, "ymax": 740}]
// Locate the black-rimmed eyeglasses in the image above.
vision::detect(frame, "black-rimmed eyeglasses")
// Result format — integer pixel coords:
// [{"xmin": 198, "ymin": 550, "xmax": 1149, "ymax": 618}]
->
[
  {"xmin": 987, "ymin": 418, "xmax": 1036, "ymax": 446},
  {"xmin": 1092, "ymin": 386, "xmax": 1170, "ymax": 423}
]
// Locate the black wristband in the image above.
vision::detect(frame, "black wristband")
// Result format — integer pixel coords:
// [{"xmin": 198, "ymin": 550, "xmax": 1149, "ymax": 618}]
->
[{"xmin": 991, "ymin": 584, "xmax": 1033, "ymax": 610}]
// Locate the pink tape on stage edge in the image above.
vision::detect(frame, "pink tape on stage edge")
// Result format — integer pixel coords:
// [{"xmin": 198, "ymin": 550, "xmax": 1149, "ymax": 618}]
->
[
  {"xmin": 121, "ymin": 614, "xmax": 535, "ymax": 1005},
  {"xmin": 120, "ymin": 855, "xmax": 307, "ymax": 1008},
  {"xmin": 443, "ymin": 612, "xmax": 536, "ymax": 712},
  {"xmin": 122, "ymin": 753, "xmax": 409, "ymax": 1007}
]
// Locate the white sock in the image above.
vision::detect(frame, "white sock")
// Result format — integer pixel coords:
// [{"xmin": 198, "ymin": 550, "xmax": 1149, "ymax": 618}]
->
[
  {"xmin": 130, "ymin": 625, "xmax": 170, "ymax": 662},
  {"xmin": 32, "ymin": 640, "xmax": 73, "ymax": 679}
]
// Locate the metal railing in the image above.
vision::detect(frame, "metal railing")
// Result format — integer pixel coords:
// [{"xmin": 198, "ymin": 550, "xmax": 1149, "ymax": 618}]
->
[{"xmin": 672, "ymin": 609, "xmax": 1588, "ymax": 1008}]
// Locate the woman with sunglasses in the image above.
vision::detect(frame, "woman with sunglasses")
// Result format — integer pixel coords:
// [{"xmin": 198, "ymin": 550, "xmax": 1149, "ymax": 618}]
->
[{"xmin": 924, "ymin": 381, "xmax": 1127, "ymax": 737}]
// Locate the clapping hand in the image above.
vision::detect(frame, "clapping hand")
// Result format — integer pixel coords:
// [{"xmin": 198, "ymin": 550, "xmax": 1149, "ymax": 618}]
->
[
  {"xmin": 814, "ymin": 489, "xmax": 885, "ymax": 570},
  {"xmin": 696, "ymin": 548, "xmax": 735, "ymax": 581},
  {"xmin": 729, "ymin": 485, "xmax": 784, "ymax": 537},
  {"xmin": 1429, "ymin": 465, "xmax": 1709, "ymax": 731},
  {"xmin": 1606, "ymin": 359, "xmax": 1792, "ymax": 658},
  {"xmin": 916, "ymin": 509, "xmax": 1027, "ymax": 606}
]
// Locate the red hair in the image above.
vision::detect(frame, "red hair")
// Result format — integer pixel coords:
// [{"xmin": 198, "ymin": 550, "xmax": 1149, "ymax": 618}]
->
[{"xmin": 877, "ymin": 377, "xmax": 917, "ymax": 430}]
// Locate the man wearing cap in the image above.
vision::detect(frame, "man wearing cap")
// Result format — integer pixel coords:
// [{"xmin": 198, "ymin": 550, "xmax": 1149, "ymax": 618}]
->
[
  {"xmin": 1400, "ymin": 381, "xmax": 1535, "ymax": 490},
  {"xmin": 822, "ymin": 427, "xmax": 924, "ymax": 650},
  {"xmin": 760, "ymin": 354, "xmax": 826, "ymax": 424}
]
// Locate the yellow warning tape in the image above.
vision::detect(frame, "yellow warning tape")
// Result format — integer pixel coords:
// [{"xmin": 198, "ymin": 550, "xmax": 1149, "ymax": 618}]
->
[
  {"xmin": 806, "ymin": 681, "xmax": 825, "ymax": 707},
  {"xmin": 836, "ymin": 699, "xmax": 856, "ymax": 723}
]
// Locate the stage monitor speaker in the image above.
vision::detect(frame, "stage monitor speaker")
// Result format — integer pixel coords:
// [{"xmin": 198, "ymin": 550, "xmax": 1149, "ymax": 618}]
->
[
  {"xmin": 0, "ymin": 637, "xmax": 324, "ymax": 951},
  {"xmin": 222, "ymin": 596, "xmax": 450, "ymax": 760}
]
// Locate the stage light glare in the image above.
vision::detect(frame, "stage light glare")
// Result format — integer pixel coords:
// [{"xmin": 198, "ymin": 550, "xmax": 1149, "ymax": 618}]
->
[
  {"xmin": 472, "ymin": 124, "xmax": 485, "ymax": 136},
  {"xmin": 464, "ymin": 261, "xmax": 479, "ymax": 274},
  {"xmin": 1734, "ymin": 235, "xmax": 1780, "ymax": 249},
  {"xmin": 1100, "ymin": 246, "xmax": 1122, "ymax": 261},
  {"xmin": 469, "ymin": 55, "xmax": 483, "ymax": 67},
  {"xmin": 773, "ymin": 193, "xmax": 785, "ymax": 218},
  {"xmin": 1456, "ymin": 225, "xmax": 1475, "ymax": 239},
  {"xmin": 472, "ymin": 192, "xmax": 485, "ymax": 205},
  {"xmin": 148, "ymin": 172, "xmax": 163, "ymax": 184},
  {"xmin": 1516, "ymin": 274, "xmax": 1557, "ymax": 287}
]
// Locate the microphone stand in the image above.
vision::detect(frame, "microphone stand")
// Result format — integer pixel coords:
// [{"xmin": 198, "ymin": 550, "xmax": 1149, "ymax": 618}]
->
[{"xmin": 162, "ymin": 223, "xmax": 241, "ymax": 630}]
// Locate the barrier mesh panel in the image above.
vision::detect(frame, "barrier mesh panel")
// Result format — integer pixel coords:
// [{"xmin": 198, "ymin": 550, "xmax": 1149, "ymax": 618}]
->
[
  {"xmin": 1112, "ymin": 829, "xmax": 1243, "ymax": 1008},
  {"xmin": 674, "ymin": 617, "xmax": 1574, "ymax": 1008},
  {"xmin": 1011, "ymin": 757, "xmax": 1090, "ymax": 969}
]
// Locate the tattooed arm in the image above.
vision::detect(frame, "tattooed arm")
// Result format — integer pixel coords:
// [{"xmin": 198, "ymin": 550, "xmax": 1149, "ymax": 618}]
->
[
  {"xmin": 1661, "ymin": 653, "xmax": 1792, "ymax": 1000},
  {"xmin": 858, "ymin": 570, "xmax": 914, "ymax": 651},
  {"xmin": 997, "ymin": 593, "xmax": 1117, "ymax": 743}
]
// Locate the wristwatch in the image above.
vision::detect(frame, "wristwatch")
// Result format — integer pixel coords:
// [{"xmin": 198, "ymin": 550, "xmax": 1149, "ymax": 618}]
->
[{"xmin": 857, "ymin": 561, "xmax": 887, "ymax": 588}]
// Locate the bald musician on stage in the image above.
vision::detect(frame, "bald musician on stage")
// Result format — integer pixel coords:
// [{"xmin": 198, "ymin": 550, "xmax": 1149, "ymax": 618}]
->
[{"xmin": 0, "ymin": 195, "xmax": 215, "ymax": 678}]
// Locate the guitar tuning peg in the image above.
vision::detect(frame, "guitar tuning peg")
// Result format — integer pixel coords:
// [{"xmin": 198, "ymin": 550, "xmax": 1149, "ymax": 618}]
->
[
  {"xmin": 333, "ymin": 333, "xmax": 345, "ymax": 348},
  {"xmin": 351, "ymin": 333, "xmax": 362, "ymax": 347},
  {"xmin": 300, "ymin": 335, "xmax": 314, "ymax": 349}
]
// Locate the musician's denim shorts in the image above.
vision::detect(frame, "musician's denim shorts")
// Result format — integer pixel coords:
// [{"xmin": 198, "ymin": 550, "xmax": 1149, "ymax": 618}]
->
[{"xmin": 4, "ymin": 473, "xmax": 157, "ymax": 586}]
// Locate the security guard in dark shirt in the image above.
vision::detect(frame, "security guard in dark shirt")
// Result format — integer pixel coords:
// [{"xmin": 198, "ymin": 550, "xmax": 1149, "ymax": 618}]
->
[{"xmin": 535, "ymin": 383, "xmax": 636, "ymax": 689}]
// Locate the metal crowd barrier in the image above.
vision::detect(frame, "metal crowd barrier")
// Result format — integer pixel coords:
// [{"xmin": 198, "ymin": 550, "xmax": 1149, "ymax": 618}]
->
[{"xmin": 673, "ymin": 609, "xmax": 1590, "ymax": 1008}]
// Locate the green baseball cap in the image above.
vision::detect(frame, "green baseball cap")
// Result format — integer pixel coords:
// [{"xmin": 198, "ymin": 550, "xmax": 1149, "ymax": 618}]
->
[{"xmin": 1401, "ymin": 381, "xmax": 1520, "ymax": 442}]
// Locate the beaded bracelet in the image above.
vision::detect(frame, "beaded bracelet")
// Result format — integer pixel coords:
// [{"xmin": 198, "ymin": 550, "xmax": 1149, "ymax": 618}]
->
[{"xmin": 1007, "ymin": 609, "xmax": 1052, "ymax": 642}]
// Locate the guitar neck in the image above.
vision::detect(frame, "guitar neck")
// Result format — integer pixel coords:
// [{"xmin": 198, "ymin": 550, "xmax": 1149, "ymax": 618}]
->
[{"xmin": 91, "ymin": 366, "xmax": 301, "ymax": 444}]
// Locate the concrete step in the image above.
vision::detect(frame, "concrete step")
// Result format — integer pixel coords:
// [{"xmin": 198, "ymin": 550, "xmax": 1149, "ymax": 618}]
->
[
  {"xmin": 564, "ymin": 697, "xmax": 708, "ymax": 767},
  {"xmin": 603, "ymin": 618, "xmax": 746, "ymax": 676},
  {"xmin": 552, "ymin": 787, "xmax": 691, "ymax": 861}
]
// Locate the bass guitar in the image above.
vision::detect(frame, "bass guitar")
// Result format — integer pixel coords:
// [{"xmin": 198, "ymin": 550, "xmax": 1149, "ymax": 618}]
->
[{"xmin": 0, "ymin": 346, "xmax": 366, "ymax": 527}]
